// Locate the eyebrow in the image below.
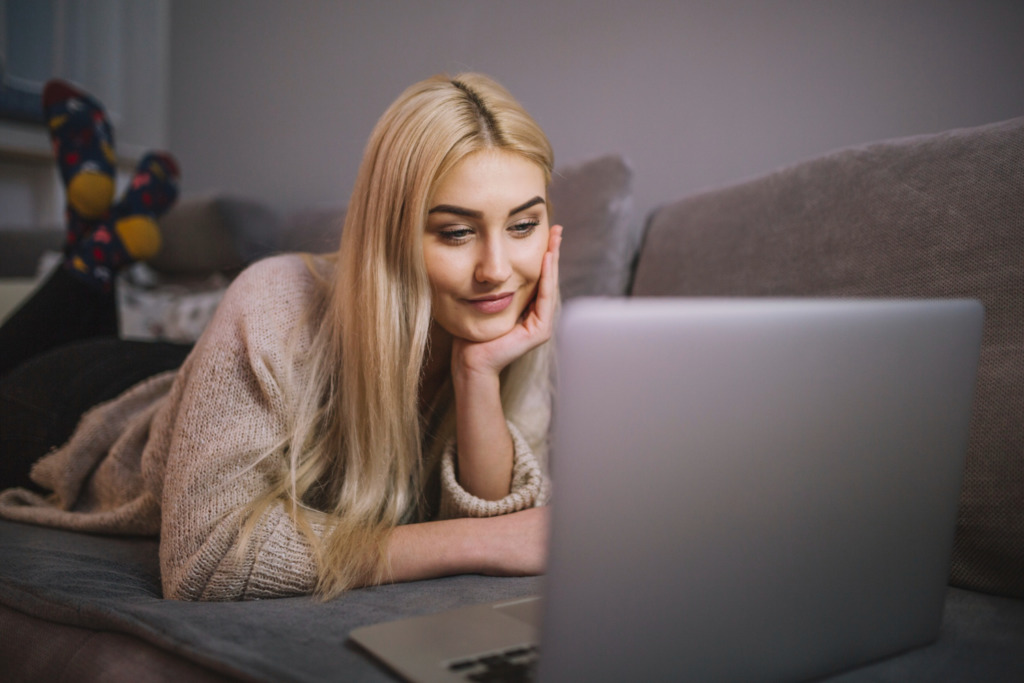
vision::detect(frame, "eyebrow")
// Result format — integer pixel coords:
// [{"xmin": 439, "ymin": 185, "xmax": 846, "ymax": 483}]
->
[{"xmin": 428, "ymin": 196, "xmax": 545, "ymax": 219}]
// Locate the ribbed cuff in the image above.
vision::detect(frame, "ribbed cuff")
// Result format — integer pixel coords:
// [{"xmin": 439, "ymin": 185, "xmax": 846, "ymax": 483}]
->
[{"xmin": 438, "ymin": 421, "xmax": 548, "ymax": 519}]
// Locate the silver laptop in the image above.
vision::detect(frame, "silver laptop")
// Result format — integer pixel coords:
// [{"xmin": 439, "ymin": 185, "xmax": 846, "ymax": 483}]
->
[{"xmin": 351, "ymin": 298, "xmax": 983, "ymax": 683}]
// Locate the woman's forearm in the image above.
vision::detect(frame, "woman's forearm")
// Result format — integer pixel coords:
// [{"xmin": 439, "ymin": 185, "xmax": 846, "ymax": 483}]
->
[
  {"xmin": 381, "ymin": 507, "xmax": 549, "ymax": 585},
  {"xmin": 451, "ymin": 366, "xmax": 515, "ymax": 500}
]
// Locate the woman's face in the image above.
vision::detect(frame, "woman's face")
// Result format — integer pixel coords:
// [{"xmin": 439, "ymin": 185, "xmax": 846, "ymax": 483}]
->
[{"xmin": 424, "ymin": 149, "xmax": 549, "ymax": 343}]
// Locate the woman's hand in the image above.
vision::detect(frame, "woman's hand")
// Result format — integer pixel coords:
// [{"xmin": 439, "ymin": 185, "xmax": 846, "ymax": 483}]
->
[
  {"xmin": 448, "ymin": 225, "xmax": 561, "ymax": 501},
  {"xmin": 451, "ymin": 223, "xmax": 562, "ymax": 379}
]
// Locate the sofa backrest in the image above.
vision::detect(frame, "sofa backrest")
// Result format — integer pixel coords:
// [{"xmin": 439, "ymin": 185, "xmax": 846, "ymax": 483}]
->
[{"xmin": 632, "ymin": 117, "xmax": 1024, "ymax": 598}]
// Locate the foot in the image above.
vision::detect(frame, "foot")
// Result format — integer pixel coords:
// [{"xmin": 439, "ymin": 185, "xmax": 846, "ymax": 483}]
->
[
  {"xmin": 114, "ymin": 152, "xmax": 181, "ymax": 225},
  {"xmin": 66, "ymin": 151, "xmax": 181, "ymax": 293},
  {"xmin": 43, "ymin": 79, "xmax": 117, "ymax": 250}
]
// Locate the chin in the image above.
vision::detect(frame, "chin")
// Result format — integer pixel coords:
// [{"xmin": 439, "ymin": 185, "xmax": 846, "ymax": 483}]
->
[
  {"xmin": 436, "ymin": 311, "xmax": 518, "ymax": 344},
  {"xmin": 457, "ymin": 320, "xmax": 517, "ymax": 343},
  {"xmin": 434, "ymin": 300, "xmax": 526, "ymax": 344}
]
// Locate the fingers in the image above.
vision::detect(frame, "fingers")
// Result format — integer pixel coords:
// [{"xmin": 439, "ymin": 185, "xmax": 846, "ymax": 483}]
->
[
  {"xmin": 548, "ymin": 223, "xmax": 562, "ymax": 288},
  {"xmin": 533, "ymin": 224, "xmax": 562, "ymax": 327}
]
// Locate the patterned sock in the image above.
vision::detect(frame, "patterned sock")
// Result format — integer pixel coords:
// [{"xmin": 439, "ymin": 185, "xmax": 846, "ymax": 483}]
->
[
  {"xmin": 43, "ymin": 79, "xmax": 117, "ymax": 253},
  {"xmin": 66, "ymin": 152, "xmax": 181, "ymax": 292}
]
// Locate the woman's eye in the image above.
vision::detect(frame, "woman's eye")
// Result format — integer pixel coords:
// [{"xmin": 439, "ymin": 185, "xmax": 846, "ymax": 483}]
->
[
  {"xmin": 509, "ymin": 219, "xmax": 540, "ymax": 237},
  {"xmin": 439, "ymin": 227, "xmax": 473, "ymax": 243}
]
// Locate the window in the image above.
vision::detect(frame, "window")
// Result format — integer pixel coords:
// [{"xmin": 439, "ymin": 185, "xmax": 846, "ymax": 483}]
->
[{"xmin": 0, "ymin": 0, "xmax": 168, "ymax": 229}]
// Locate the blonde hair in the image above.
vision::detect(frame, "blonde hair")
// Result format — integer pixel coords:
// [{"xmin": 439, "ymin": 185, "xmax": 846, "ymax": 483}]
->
[{"xmin": 241, "ymin": 73, "xmax": 555, "ymax": 598}]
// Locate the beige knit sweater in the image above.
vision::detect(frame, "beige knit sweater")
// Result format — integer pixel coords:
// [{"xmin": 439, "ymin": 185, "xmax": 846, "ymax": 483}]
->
[{"xmin": 0, "ymin": 255, "xmax": 549, "ymax": 601}]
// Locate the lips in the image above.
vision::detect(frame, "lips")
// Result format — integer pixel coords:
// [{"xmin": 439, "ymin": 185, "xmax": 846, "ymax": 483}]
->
[{"xmin": 465, "ymin": 292, "xmax": 515, "ymax": 314}]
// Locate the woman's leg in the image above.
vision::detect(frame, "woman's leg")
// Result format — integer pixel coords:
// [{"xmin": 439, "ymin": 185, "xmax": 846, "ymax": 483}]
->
[
  {"xmin": 0, "ymin": 338, "xmax": 192, "ymax": 491},
  {"xmin": 0, "ymin": 81, "xmax": 187, "ymax": 487},
  {"xmin": 0, "ymin": 267, "xmax": 118, "ymax": 378},
  {"xmin": 0, "ymin": 80, "xmax": 180, "ymax": 379}
]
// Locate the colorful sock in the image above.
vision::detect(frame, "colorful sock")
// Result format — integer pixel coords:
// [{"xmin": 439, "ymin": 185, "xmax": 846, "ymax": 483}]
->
[
  {"xmin": 66, "ymin": 152, "xmax": 181, "ymax": 292},
  {"xmin": 43, "ymin": 80, "xmax": 117, "ymax": 251}
]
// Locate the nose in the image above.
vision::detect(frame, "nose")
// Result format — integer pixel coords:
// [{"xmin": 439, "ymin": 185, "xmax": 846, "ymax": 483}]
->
[{"xmin": 475, "ymin": 238, "xmax": 512, "ymax": 285}]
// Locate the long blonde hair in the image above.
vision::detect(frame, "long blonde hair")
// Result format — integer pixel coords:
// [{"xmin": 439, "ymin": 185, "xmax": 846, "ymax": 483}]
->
[{"xmin": 242, "ymin": 73, "xmax": 555, "ymax": 598}]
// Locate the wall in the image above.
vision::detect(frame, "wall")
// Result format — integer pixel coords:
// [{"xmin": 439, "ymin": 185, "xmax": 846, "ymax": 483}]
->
[
  {"xmin": 168, "ymin": 0, "xmax": 1024, "ymax": 224},
  {"xmin": 0, "ymin": 0, "xmax": 170, "ymax": 229}
]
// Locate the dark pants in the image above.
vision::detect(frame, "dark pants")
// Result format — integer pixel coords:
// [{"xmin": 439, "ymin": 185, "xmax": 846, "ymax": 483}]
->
[{"xmin": 0, "ymin": 268, "xmax": 191, "ymax": 490}]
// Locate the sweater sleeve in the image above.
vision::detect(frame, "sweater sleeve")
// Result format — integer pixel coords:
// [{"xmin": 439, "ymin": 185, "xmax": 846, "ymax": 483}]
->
[
  {"xmin": 157, "ymin": 255, "xmax": 323, "ymax": 601},
  {"xmin": 437, "ymin": 421, "xmax": 550, "ymax": 519}
]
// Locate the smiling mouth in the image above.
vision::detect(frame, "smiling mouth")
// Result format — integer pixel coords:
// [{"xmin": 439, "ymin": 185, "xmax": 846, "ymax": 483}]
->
[{"xmin": 465, "ymin": 292, "xmax": 515, "ymax": 314}]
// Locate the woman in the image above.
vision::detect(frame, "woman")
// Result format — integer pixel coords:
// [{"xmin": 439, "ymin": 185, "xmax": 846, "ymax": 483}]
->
[{"xmin": 0, "ymin": 73, "xmax": 562, "ymax": 601}]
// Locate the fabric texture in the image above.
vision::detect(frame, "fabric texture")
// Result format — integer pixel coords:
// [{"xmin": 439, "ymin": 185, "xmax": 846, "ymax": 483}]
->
[
  {"xmin": 0, "ymin": 266, "xmax": 119, "ymax": 378},
  {"xmin": 0, "ymin": 338, "xmax": 191, "ymax": 493},
  {"xmin": 0, "ymin": 519, "xmax": 542, "ymax": 682},
  {"xmin": 65, "ymin": 151, "xmax": 181, "ymax": 292},
  {"xmin": 3, "ymin": 518, "xmax": 1024, "ymax": 682},
  {"xmin": 439, "ymin": 422, "xmax": 551, "ymax": 518},
  {"xmin": 633, "ymin": 117, "xmax": 1024, "ymax": 598},
  {"xmin": 0, "ymin": 254, "xmax": 549, "ymax": 601},
  {"xmin": 549, "ymin": 154, "xmax": 638, "ymax": 299},
  {"xmin": 42, "ymin": 79, "xmax": 116, "ymax": 225},
  {"xmin": 148, "ymin": 195, "xmax": 282, "ymax": 275},
  {"xmin": 117, "ymin": 266, "xmax": 230, "ymax": 342}
]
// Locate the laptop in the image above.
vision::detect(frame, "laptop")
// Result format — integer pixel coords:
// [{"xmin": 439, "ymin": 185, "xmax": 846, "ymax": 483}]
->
[{"xmin": 351, "ymin": 297, "xmax": 983, "ymax": 683}]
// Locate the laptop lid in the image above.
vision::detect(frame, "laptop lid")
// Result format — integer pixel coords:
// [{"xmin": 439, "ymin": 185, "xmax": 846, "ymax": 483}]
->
[{"xmin": 538, "ymin": 297, "xmax": 982, "ymax": 682}]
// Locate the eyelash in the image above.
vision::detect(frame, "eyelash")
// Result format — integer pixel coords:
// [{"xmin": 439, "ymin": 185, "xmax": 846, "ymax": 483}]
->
[
  {"xmin": 510, "ymin": 219, "xmax": 540, "ymax": 237},
  {"xmin": 439, "ymin": 227, "xmax": 473, "ymax": 243},
  {"xmin": 438, "ymin": 219, "xmax": 540, "ymax": 244}
]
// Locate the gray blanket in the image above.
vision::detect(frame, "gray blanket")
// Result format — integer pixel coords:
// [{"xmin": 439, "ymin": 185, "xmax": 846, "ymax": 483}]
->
[
  {"xmin": 4, "ymin": 520, "xmax": 1024, "ymax": 681},
  {"xmin": 0, "ymin": 519, "xmax": 540, "ymax": 681}
]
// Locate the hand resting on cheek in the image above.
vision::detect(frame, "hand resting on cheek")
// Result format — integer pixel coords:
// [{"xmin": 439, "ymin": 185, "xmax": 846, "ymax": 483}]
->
[{"xmin": 451, "ymin": 223, "xmax": 563, "ymax": 381}]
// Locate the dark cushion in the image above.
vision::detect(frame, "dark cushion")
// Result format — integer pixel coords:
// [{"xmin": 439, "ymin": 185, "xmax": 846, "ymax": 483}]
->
[{"xmin": 632, "ymin": 117, "xmax": 1024, "ymax": 598}]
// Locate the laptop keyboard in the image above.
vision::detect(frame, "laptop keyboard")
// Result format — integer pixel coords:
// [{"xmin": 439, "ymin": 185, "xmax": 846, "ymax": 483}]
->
[{"xmin": 447, "ymin": 645, "xmax": 539, "ymax": 682}]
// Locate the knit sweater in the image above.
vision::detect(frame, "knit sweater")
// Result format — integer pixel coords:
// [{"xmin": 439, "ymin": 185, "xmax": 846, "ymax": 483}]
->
[{"xmin": 0, "ymin": 255, "xmax": 550, "ymax": 601}]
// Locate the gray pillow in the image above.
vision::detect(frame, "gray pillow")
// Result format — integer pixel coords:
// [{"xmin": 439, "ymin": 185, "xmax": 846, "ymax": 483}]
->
[
  {"xmin": 280, "ymin": 205, "xmax": 346, "ymax": 254},
  {"xmin": 549, "ymin": 154, "xmax": 637, "ymax": 299},
  {"xmin": 151, "ymin": 195, "xmax": 282, "ymax": 275},
  {"xmin": 633, "ymin": 117, "xmax": 1024, "ymax": 598}
]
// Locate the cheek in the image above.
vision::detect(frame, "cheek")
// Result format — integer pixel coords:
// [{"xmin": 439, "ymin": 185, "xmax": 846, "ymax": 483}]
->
[
  {"xmin": 518, "ymin": 239, "xmax": 547, "ymax": 284},
  {"xmin": 423, "ymin": 249, "xmax": 459, "ymax": 296}
]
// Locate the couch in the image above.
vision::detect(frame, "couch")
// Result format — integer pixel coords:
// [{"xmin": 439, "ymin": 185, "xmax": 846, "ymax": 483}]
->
[{"xmin": 1, "ymin": 117, "xmax": 1022, "ymax": 681}]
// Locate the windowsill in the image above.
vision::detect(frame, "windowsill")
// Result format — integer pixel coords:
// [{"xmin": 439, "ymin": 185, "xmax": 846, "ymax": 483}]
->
[
  {"xmin": 0, "ymin": 119, "xmax": 52, "ymax": 164},
  {"xmin": 0, "ymin": 119, "xmax": 147, "ymax": 168}
]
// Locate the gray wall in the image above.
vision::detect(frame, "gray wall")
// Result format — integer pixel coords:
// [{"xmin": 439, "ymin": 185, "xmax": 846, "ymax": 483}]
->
[{"xmin": 169, "ymin": 0, "xmax": 1024, "ymax": 224}]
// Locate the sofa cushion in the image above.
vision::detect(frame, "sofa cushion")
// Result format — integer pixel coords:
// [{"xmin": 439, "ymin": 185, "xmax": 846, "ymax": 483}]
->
[
  {"xmin": 632, "ymin": 117, "xmax": 1024, "ymax": 598},
  {"xmin": 281, "ymin": 205, "xmax": 347, "ymax": 254},
  {"xmin": 549, "ymin": 154, "xmax": 638, "ymax": 299},
  {"xmin": 150, "ymin": 195, "xmax": 282, "ymax": 275}
]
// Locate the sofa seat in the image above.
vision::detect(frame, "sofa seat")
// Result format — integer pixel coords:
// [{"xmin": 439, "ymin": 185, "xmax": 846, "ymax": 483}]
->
[
  {"xmin": 2, "ymin": 517, "xmax": 1023, "ymax": 682},
  {"xmin": 0, "ymin": 519, "xmax": 543, "ymax": 682}
]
